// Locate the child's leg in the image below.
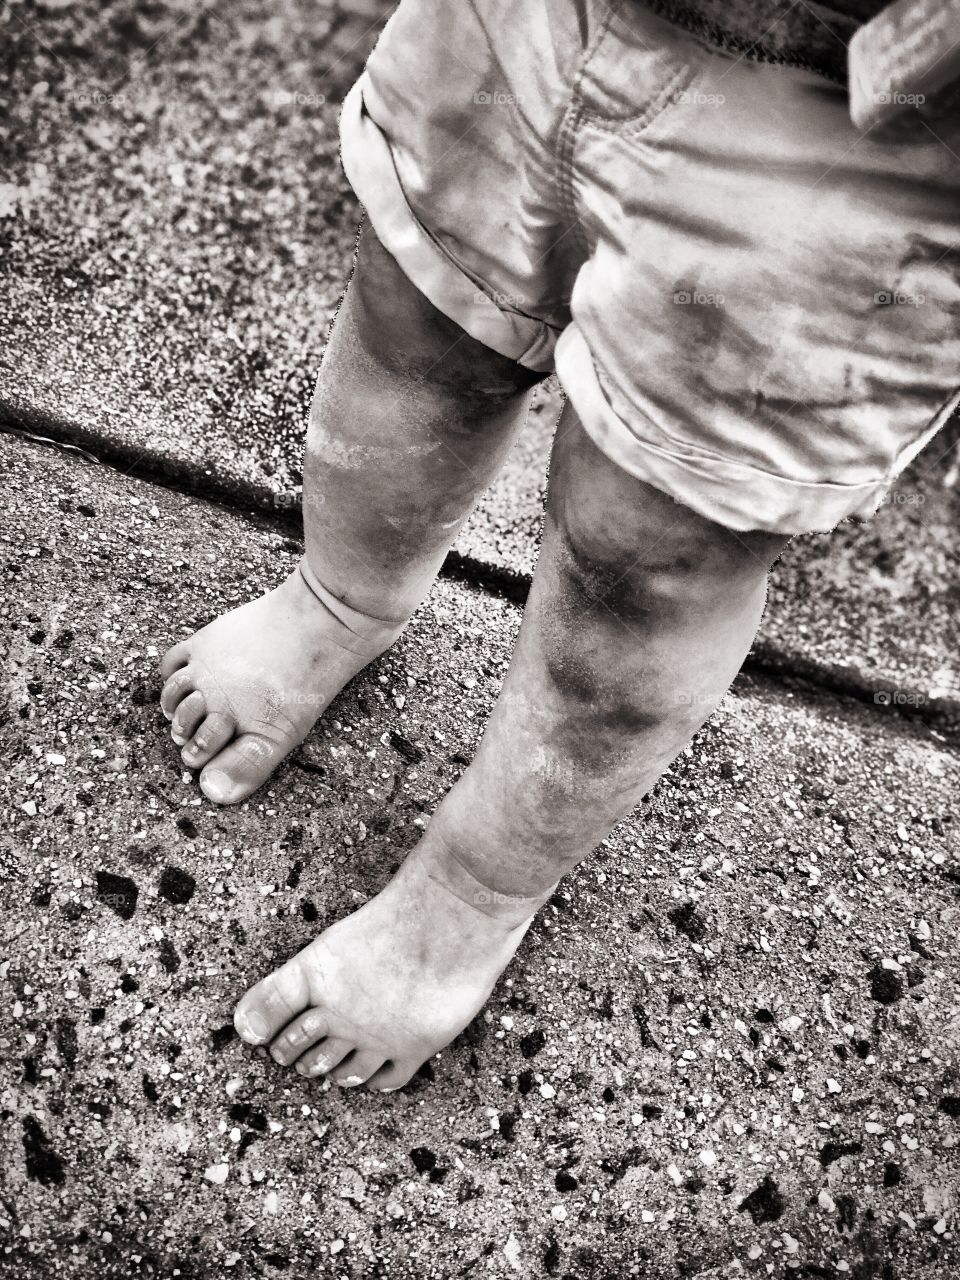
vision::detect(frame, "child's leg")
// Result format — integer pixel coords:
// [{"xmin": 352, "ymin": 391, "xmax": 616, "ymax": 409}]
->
[
  {"xmin": 234, "ymin": 406, "xmax": 791, "ymax": 1091},
  {"xmin": 158, "ymin": 223, "xmax": 540, "ymax": 804}
]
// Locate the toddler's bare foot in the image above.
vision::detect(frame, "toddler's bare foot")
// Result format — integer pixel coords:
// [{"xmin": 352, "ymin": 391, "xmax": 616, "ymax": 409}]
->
[
  {"xmin": 233, "ymin": 837, "xmax": 547, "ymax": 1090},
  {"xmin": 159, "ymin": 563, "xmax": 405, "ymax": 804}
]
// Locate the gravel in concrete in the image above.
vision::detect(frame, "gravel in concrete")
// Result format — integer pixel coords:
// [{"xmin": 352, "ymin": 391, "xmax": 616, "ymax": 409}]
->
[
  {"xmin": 3, "ymin": 0, "xmax": 958, "ymax": 717},
  {"xmin": 2, "ymin": 434, "xmax": 959, "ymax": 1277}
]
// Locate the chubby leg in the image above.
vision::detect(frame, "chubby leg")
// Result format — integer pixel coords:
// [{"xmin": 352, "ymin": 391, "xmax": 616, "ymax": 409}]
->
[
  {"xmin": 159, "ymin": 223, "xmax": 540, "ymax": 804},
  {"xmin": 234, "ymin": 406, "xmax": 790, "ymax": 1090}
]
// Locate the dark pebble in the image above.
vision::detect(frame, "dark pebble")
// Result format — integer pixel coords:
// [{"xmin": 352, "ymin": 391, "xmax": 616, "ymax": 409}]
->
[
  {"xmin": 938, "ymin": 1095, "xmax": 960, "ymax": 1117},
  {"xmin": 95, "ymin": 870, "xmax": 139, "ymax": 920},
  {"xmin": 158, "ymin": 938, "xmax": 180, "ymax": 973},
  {"xmin": 519, "ymin": 1029, "xmax": 546, "ymax": 1059},
  {"xmin": 738, "ymin": 1175, "xmax": 785, "ymax": 1224},
  {"xmin": 883, "ymin": 1162, "xmax": 902, "ymax": 1186},
  {"xmin": 555, "ymin": 1170, "xmax": 578, "ymax": 1192},
  {"xmin": 668, "ymin": 901, "xmax": 707, "ymax": 942},
  {"xmin": 543, "ymin": 1238, "xmax": 561, "ymax": 1274},
  {"xmin": 23, "ymin": 1115, "xmax": 66, "ymax": 1186},
  {"xmin": 158, "ymin": 865, "xmax": 196, "ymax": 905},
  {"xmin": 55, "ymin": 1016, "xmax": 78, "ymax": 1068},
  {"xmin": 210, "ymin": 1023, "xmax": 237, "ymax": 1051},
  {"xmin": 868, "ymin": 965, "xmax": 903, "ymax": 1005},
  {"xmin": 409, "ymin": 1146, "xmax": 437, "ymax": 1174},
  {"xmin": 389, "ymin": 730, "xmax": 424, "ymax": 764},
  {"xmin": 819, "ymin": 1140, "xmax": 863, "ymax": 1167},
  {"xmin": 175, "ymin": 813, "xmax": 199, "ymax": 840},
  {"xmin": 498, "ymin": 1112, "xmax": 517, "ymax": 1142}
]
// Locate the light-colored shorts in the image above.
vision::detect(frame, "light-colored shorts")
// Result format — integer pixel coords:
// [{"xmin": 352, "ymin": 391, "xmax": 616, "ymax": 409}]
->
[{"xmin": 338, "ymin": 0, "xmax": 960, "ymax": 534}]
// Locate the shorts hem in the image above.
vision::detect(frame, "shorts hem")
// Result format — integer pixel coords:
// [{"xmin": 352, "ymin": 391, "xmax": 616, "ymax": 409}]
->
[
  {"xmin": 555, "ymin": 325, "xmax": 892, "ymax": 535},
  {"xmin": 338, "ymin": 76, "xmax": 558, "ymax": 374}
]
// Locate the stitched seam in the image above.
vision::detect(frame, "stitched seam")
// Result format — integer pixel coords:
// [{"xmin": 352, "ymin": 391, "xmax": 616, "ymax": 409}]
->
[
  {"xmin": 637, "ymin": 0, "xmax": 851, "ymax": 84},
  {"xmin": 555, "ymin": 101, "xmax": 590, "ymax": 262},
  {"xmin": 578, "ymin": 61, "xmax": 697, "ymax": 134},
  {"xmin": 554, "ymin": 4, "xmax": 620, "ymax": 264}
]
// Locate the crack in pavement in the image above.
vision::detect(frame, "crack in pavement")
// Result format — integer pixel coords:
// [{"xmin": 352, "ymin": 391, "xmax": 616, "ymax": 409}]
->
[{"xmin": 3, "ymin": 411, "xmax": 958, "ymax": 744}]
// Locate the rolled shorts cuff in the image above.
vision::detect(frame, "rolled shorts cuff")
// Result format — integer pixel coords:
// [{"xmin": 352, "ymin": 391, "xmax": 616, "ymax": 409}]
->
[
  {"xmin": 339, "ymin": 76, "xmax": 558, "ymax": 373},
  {"xmin": 555, "ymin": 325, "xmax": 891, "ymax": 536}
]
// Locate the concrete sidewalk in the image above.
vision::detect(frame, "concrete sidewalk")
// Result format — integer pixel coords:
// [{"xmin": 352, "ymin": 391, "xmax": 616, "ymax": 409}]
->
[
  {"xmin": 2, "ymin": 0, "xmax": 958, "ymax": 727},
  {"xmin": 2, "ymin": 432, "xmax": 959, "ymax": 1278}
]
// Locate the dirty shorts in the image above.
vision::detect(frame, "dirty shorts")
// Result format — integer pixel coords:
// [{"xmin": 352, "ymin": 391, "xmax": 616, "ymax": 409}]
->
[{"xmin": 338, "ymin": 0, "xmax": 960, "ymax": 534}]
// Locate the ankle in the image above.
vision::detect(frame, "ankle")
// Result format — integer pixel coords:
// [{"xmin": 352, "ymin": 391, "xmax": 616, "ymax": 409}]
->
[
  {"xmin": 418, "ymin": 803, "xmax": 559, "ymax": 925},
  {"xmin": 294, "ymin": 558, "xmax": 408, "ymax": 656},
  {"xmin": 414, "ymin": 832, "xmax": 555, "ymax": 927}
]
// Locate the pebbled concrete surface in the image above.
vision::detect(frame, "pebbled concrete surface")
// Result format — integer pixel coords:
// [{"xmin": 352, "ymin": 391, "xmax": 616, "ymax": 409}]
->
[
  {"xmin": 0, "ymin": 0, "xmax": 551, "ymax": 575},
  {"xmin": 2, "ymin": 435, "xmax": 960, "ymax": 1278},
  {"xmin": 2, "ymin": 0, "xmax": 959, "ymax": 717}
]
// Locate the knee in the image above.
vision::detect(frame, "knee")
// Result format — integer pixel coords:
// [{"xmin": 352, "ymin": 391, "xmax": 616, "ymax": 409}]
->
[
  {"xmin": 349, "ymin": 221, "xmax": 543, "ymax": 408},
  {"xmin": 549, "ymin": 426, "xmax": 789, "ymax": 621}
]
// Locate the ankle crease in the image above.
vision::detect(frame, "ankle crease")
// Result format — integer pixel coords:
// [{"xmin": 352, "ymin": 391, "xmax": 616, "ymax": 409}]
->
[
  {"xmin": 298, "ymin": 558, "xmax": 408, "ymax": 652},
  {"xmin": 425, "ymin": 831, "xmax": 557, "ymax": 924}
]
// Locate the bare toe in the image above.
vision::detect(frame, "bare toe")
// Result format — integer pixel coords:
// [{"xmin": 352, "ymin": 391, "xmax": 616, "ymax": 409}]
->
[
  {"xmin": 182, "ymin": 712, "xmax": 235, "ymax": 769},
  {"xmin": 295, "ymin": 1037, "xmax": 355, "ymax": 1079},
  {"xmin": 170, "ymin": 690, "xmax": 205, "ymax": 746},
  {"xmin": 330, "ymin": 1050, "xmax": 385, "ymax": 1088},
  {"xmin": 160, "ymin": 667, "xmax": 196, "ymax": 720},
  {"xmin": 235, "ymin": 953, "xmax": 313, "ymax": 1046},
  {"xmin": 269, "ymin": 1008, "xmax": 328, "ymax": 1067},
  {"xmin": 368, "ymin": 1060, "xmax": 420, "ymax": 1093},
  {"xmin": 200, "ymin": 733, "xmax": 286, "ymax": 805},
  {"xmin": 160, "ymin": 641, "xmax": 190, "ymax": 681}
]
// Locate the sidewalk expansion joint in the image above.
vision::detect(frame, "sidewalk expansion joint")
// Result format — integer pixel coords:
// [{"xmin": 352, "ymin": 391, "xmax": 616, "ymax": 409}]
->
[{"xmin": 3, "ymin": 412, "xmax": 958, "ymax": 745}]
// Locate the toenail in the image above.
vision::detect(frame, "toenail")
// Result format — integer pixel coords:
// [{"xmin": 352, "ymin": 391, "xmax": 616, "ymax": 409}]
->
[
  {"xmin": 339, "ymin": 1075, "xmax": 364, "ymax": 1087},
  {"xmin": 236, "ymin": 1009, "xmax": 270, "ymax": 1043},
  {"xmin": 202, "ymin": 769, "xmax": 232, "ymax": 802},
  {"xmin": 307, "ymin": 1059, "xmax": 330, "ymax": 1077},
  {"xmin": 379, "ymin": 1086, "xmax": 397, "ymax": 1094},
  {"xmin": 171, "ymin": 731, "xmax": 186, "ymax": 746}
]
